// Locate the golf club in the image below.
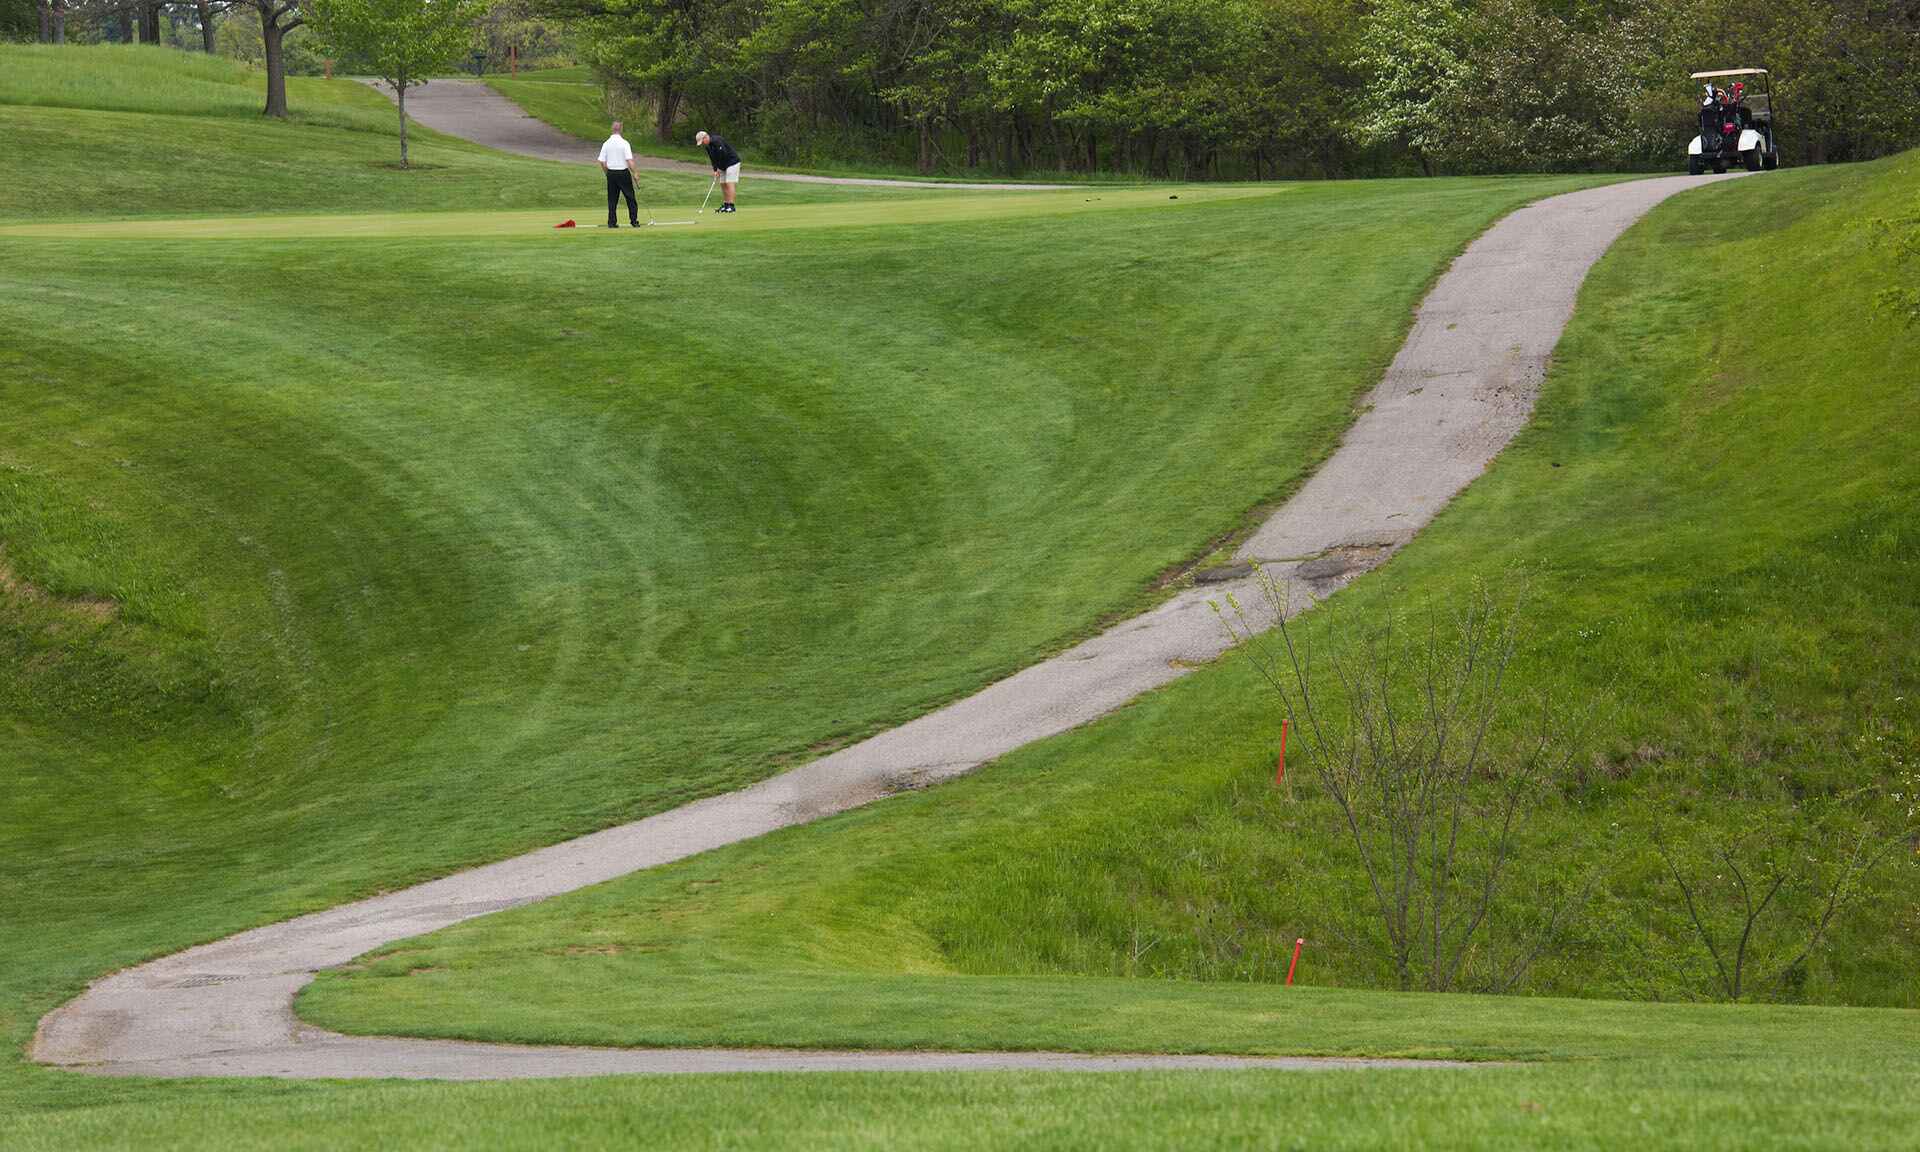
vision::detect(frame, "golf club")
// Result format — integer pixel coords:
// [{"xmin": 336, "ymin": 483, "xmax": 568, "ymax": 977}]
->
[
  {"xmin": 622, "ymin": 175, "xmax": 692, "ymax": 228},
  {"xmin": 642, "ymin": 175, "xmax": 716, "ymax": 227}
]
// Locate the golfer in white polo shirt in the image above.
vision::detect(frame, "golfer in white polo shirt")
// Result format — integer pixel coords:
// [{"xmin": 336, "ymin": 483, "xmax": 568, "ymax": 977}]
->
[{"xmin": 598, "ymin": 122, "xmax": 640, "ymax": 229}]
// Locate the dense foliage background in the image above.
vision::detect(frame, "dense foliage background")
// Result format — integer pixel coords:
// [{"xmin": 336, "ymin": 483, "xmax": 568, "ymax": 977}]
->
[
  {"xmin": 15, "ymin": 1, "xmax": 1919, "ymax": 175},
  {"xmin": 8, "ymin": 0, "xmax": 573, "ymax": 76},
  {"xmin": 552, "ymin": 0, "xmax": 1920, "ymax": 176}
]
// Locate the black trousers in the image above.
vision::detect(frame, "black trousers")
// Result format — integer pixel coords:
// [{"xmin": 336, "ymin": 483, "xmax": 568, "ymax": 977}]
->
[{"xmin": 606, "ymin": 169, "xmax": 638, "ymax": 226}]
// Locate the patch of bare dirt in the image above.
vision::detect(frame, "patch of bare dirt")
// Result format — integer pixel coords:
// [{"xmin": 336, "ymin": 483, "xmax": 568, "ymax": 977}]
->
[{"xmin": 0, "ymin": 549, "xmax": 119, "ymax": 623}]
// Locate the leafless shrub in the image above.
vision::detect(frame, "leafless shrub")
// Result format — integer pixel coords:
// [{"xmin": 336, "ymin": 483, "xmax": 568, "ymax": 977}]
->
[
  {"xmin": 1654, "ymin": 797, "xmax": 1913, "ymax": 1001},
  {"xmin": 1219, "ymin": 572, "xmax": 1587, "ymax": 993}
]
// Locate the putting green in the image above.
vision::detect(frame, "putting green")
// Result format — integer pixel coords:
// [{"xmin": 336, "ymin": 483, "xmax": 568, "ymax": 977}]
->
[{"xmin": 0, "ymin": 185, "xmax": 1282, "ymax": 240}]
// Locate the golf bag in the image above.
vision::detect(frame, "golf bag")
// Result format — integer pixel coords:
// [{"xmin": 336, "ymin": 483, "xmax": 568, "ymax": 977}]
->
[{"xmin": 1698, "ymin": 106, "xmax": 1726, "ymax": 155}]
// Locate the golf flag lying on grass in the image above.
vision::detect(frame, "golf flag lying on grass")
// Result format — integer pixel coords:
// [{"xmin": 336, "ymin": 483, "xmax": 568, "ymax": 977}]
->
[{"xmin": 556, "ymin": 219, "xmax": 576, "ymax": 229}]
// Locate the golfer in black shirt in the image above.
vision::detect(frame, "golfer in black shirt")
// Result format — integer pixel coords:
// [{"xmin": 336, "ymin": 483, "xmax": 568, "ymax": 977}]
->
[{"xmin": 695, "ymin": 130, "xmax": 741, "ymax": 213}]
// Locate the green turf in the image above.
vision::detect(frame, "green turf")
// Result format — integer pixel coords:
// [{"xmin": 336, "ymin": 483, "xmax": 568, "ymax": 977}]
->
[
  {"xmin": 483, "ymin": 73, "xmax": 627, "ymax": 144},
  {"xmin": 9, "ymin": 42, "xmax": 1913, "ymax": 1152},
  {"xmin": 499, "ymin": 65, "xmax": 594, "ymax": 84},
  {"xmin": 2, "ymin": 173, "xmax": 1609, "ymax": 1031},
  {"xmin": 290, "ymin": 154, "xmax": 1920, "ymax": 1137},
  {"xmin": 0, "ymin": 186, "xmax": 1279, "ymax": 239},
  {"xmin": 0, "ymin": 45, "xmax": 917, "ymax": 222},
  {"xmin": 6, "ymin": 1012, "xmax": 1920, "ymax": 1149},
  {"xmin": 0, "ymin": 46, "xmax": 1638, "ymax": 1144},
  {"xmin": 0, "ymin": 43, "xmax": 397, "ymax": 129}
]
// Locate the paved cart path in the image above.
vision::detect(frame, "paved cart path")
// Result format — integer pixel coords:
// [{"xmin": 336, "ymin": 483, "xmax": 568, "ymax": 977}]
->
[
  {"xmin": 364, "ymin": 78, "xmax": 1075, "ymax": 190},
  {"xmin": 33, "ymin": 174, "xmax": 1741, "ymax": 1080}
]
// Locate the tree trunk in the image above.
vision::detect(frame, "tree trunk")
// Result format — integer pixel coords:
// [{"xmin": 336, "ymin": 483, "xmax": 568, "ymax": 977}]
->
[
  {"xmin": 654, "ymin": 81, "xmax": 679, "ymax": 142},
  {"xmin": 396, "ymin": 73, "xmax": 410, "ymax": 168},
  {"xmin": 917, "ymin": 117, "xmax": 933, "ymax": 175},
  {"xmin": 37, "ymin": 0, "xmax": 49, "ymax": 41},
  {"xmin": 51, "ymin": 0, "xmax": 64, "ymax": 42},
  {"xmin": 197, "ymin": 0, "xmax": 216, "ymax": 51},
  {"xmin": 1086, "ymin": 130, "xmax": 1097, "ymax": 173},
  {"xmin": 262, "ymin": 16, "xmax": 288, "ymax": 118},
  {"xmin": 117, "ymin": 6, "xmax": 133, "ymax": 41},
  {"xmin": 141, "ymin": 1, "xmax": 162, "ymax": 43}
]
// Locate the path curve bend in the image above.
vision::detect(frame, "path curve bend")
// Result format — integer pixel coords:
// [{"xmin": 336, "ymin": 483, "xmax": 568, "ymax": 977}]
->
[
  {"xmin": 32, "ymin": 173, "xmax": 1741, "ymax": 1080},
  {"xmin": 364, "ymin": 79, "xmax": 1075, "ymax": 191}
]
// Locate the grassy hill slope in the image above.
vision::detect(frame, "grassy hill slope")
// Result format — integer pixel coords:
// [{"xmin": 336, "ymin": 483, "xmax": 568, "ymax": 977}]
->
[
  {"xmin": 482, "ymin": 72, "xmax": 622, "ymax": 145},
  {"xmin": 0, "ymin": 45, "xmax": 907, "ymax": 220},
  {"xmin": 292, "ymin": 152, "xmax": 1920, "ymax": 1137},
  {"xmin": 0, "ymin": 43, "xmax": 1638, "ymax": 1146}
]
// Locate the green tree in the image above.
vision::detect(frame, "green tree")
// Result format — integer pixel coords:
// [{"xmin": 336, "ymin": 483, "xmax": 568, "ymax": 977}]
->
[
  {"xmin": 1431, "ymin": 0, "xmax": 1644, "ymax": 173},
  {"xmin": 1236, "ymin": 0, "xmax": 1365, "ymax": 178},
  {"xmin": 309, "ymin": 0, "xmax": 484, "ymax": 165},
  {"xmin": 532, "ymin": 0, "xmax": 1920, "ymax": 176},
  {"xmin": 563, "ymin": 0, "xmax": 748, "ymax": 142},
  {"xmin": 252, "ymin": 1, "xmax": 305, "ymax": 118},
  {"xmin": 1, "ymin": 0, "xmax": 36, "ymax": 41},
  {"xmin": 1625, "ymin": 0, "xmax": 1920, "ymax": 166},
  {"xmin": 474, "ymin": 0, "xmax": 573, "ymax": 70},
  {"xmin": 1351, "ymin": 0, "xmax": 1467, "ymax": 174}
]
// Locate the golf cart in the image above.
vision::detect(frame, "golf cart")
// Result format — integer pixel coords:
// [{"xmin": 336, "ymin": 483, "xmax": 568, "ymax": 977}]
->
[{"xmin": 1688, "ymin": 68, "xmax": 1780, "ymax": 174}]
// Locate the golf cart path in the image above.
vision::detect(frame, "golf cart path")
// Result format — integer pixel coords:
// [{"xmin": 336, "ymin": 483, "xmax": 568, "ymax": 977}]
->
[
  {"xmin": 364, "ymin": 79, "xmax": 1074, "ymax": 191},
  {"xmin": 33, "ymin": 173, "xmax": 1742, "ymax": 1081}
]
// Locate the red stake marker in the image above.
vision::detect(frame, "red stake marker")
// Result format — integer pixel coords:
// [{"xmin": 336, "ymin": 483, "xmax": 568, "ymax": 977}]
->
[
  {"xmin": 1274, "ymin": 719, "xmax": 1289, "ymax": 786},
  {"xmin": 1286, "ymin": 937, "xmax": 1304, "ymax": 986}
]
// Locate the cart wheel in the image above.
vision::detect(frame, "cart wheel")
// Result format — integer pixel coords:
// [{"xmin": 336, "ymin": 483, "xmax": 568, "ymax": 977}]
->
[
  {"xmin": 1742, "ymin": 149, "xmax": 1762, "ymax": 172},
  {"xmin": 1762, "ymin": 153, "xmax": 1779, "ymax": 170},
  {"xmin": 1713, "ymin": 160, "xmax": 1727, "ymax": 174},
  {"xmin": 1688, "ymin": 155, "xmax": 1704, "ymax": 176}
]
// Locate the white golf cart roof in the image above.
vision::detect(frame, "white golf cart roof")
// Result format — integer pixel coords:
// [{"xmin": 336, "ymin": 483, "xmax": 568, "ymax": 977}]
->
[{"xmin": 1692, "ymin": 69, "xmax": 1769, "ymax": 79}]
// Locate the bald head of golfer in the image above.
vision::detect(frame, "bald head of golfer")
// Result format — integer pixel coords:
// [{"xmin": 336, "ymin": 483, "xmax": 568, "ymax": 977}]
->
[
  {"xmin": 696, "ymin": 129, "xmax": 742, "ymax": 212},
  {"xmin": 597, "ymin": 121, "xmax": 638, "ymax": 228}
]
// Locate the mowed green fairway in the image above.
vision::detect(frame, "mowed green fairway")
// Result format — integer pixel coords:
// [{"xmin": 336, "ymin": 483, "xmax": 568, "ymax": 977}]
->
[
  {"xmin": 287, "ymin": 154, "xmax": 1920, "ymax": 1144},
  {"xmin": 0, "ymin": 185, "xmax": 1277, "ymax": 239},
  {"xmin": 0, "ymin": 45, "xmax": 1651, "ymax": 1146}
]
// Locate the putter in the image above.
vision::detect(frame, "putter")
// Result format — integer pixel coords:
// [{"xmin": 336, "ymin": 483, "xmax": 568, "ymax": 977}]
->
[
  {"xmin": 697, "ymin": 174, "xmax": 719, "ymax": 216},
  {"xmin": 635, "ymin": 174, "xmax": 704, "ymax": 227}
]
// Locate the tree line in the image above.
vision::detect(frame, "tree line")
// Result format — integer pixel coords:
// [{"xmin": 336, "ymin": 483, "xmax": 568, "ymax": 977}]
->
[
  {"xmin": 8, "ymin": 0, "xmax": 1917, "ymax": 175},
  {"xmin": 9, "ymin": 1, "xmax": 310, "ymax": 107},
  {"xmin": 549, "ymin": 0, "xmax": 1920, "ymax": 176},
  {"xmin": 5, "ymin": 0, "xmax": 575, "ymax": 117}
]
